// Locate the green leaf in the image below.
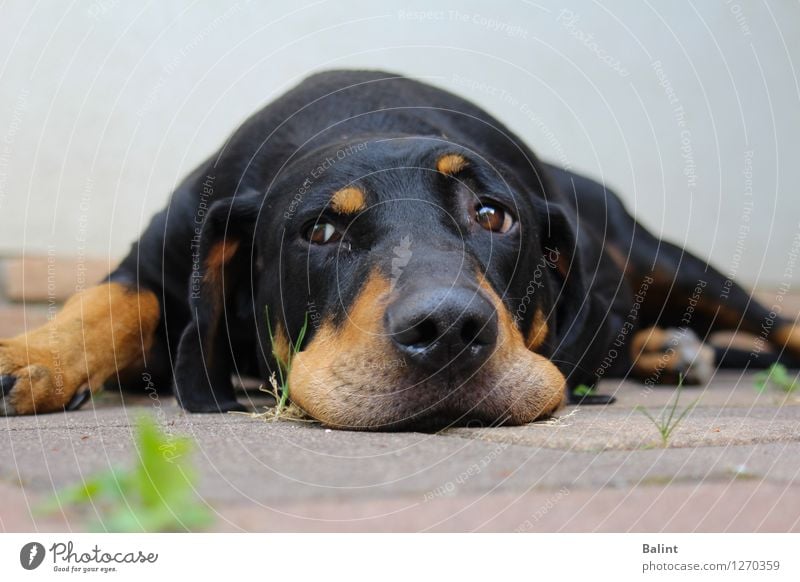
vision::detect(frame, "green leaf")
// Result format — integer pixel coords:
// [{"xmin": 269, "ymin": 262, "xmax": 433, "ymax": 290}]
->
[
  {"xmin": 754, "ymin": 363, "xmax": 800, "ymax": 393},
  {"xmin": 39, "ymin": 415, "xmax": 212, "ymax": 532}
]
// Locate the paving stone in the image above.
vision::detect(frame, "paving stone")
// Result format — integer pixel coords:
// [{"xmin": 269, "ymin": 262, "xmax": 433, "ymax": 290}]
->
[
  {"xmin": 214, "ymin": 481, "xmax": 800, "ymax": 532},
  {"xmin": 1, "ymin": 296, "xmax": 799, "ymax": 531}
]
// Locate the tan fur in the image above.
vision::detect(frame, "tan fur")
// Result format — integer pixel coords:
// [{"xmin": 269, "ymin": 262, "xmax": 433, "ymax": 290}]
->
[
  {"xmin": 554, "ymin": 253, "xmax": 571, "ymax": 279},
  {"xmin": 200, "ymin": 239, "xmax": 242, "ymax": 359},
  {"xmin": 203, "ymin": 239, "xmax": 241, "ymax": 284},
  {"xmin": 330, "ymin": 187, "xmax": 366, "ymax": 214},
  {"xmin": 630, "ymin": 327, "xmax": 675, "ymax": 378},
  {"xmin": 629, "ymin": 326, "xmax": 714, "ymax": 384},
  {"xmin": 773, "ymin": 324, "xmax": 800, "ymax": 358},
  {"xmin": 604, "ymin": 243, "xmax": 629, "ymax": 273},
  {"xmin": 436, "ymin": 154, "xmax": 468, "ymax": 176},
  {"xmin": 478, "ymin": 278, "xmax": 565, "ymax": 422},
  {"xmin": 0, "ymin": 283, "xmax": 160, "ymax": 415},
  {"xmin": 630, "ymin": 326, "xmax": 669, "ymax": 355},
  {"xmin": 288, "ymin": 273, "xmax": 391, "ymax": 426},
  {"xmin": 631, "ymin": 351, "xmax": 681, "ymax": 378},
  {"xmin": 287, "ymin": 270, "xmax": 564, "ymax": 429},
  {"xmin": 526, "ymin": 309, "xmax": 549, "ymax": 351},
  {"xmin": 271, "ymin": 322, "xmax": 291, "ymax": 365}
]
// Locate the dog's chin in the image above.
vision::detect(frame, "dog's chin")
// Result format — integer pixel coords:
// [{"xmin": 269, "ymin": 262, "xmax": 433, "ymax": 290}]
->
[{"xmin": 287, "ymin": 347, "xmax": 566, "ymax": 431}]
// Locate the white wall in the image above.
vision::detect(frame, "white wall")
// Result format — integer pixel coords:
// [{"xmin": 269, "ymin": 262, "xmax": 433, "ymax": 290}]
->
[{"xmin": 0, "ymin": 0, "xmax": 798, "ymax": 287}]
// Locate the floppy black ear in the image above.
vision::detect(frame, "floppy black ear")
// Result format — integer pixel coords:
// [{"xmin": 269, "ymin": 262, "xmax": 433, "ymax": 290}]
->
[
  {"xmin": 174, "ymin": 191, "xmax": 262, "ymax": 412},
  {"xmin": 535, "ymin": 199, "xmax": 617, "ymax": 390},
  {"xmin": 536, "ymin": 200, "xmax": 589, "ymax": 339}
]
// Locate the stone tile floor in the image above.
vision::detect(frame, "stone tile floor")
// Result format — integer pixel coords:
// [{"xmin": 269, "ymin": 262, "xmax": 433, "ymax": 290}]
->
[{"xmin": 1, "ymin": 369, "xmax": 798, "ymax": 532}]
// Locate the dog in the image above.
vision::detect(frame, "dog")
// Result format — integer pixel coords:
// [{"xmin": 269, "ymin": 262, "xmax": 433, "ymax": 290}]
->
[{"xmin": 1, "ymin": 70, "xmax": 797, "ymax": 429}]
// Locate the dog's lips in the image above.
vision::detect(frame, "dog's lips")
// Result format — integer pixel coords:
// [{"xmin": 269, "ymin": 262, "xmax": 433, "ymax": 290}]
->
[{"xmin": 288, "ymin": 344, "xmax": 565, "ymax": 430}]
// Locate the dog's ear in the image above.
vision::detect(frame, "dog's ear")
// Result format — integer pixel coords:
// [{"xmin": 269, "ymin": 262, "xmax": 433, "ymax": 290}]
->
[
  {"xmin": 534, "ymin": 199, "xmax": 606, "ymax": 382},
  {"xmin": 535, "ymin": 200, "xmax": 588, "ymax": 334},
  {"xmin": 534, "ymin": 196, "xmax": 623, "ymax": 400},
  {"xmin": 174, "ymin": 190, "xmax": 262, "ymax": 412}
]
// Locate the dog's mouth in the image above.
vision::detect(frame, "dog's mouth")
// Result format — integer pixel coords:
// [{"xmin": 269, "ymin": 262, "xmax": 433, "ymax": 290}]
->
[{"xmin": 284, "ymin": 272, "xmax": 565, "ymax": 430}]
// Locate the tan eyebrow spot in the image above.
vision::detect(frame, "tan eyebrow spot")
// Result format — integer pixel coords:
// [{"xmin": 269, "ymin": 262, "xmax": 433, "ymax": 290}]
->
[
  {"xmin": 436, "ymin": 153, "xmax": 468, "ymax": 176},
  {"xmin": 330, "ymin": 186, "xmax": 366, "ymax": 214}
]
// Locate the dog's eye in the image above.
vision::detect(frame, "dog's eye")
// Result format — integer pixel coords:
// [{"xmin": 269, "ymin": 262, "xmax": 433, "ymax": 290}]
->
[
  {"xmin": 475, "ymin": 202, "xmax": 514, "ymax": 233},
  {"xmin": 305, "ymin": 222, "xmax": 342, "ymax": 244}
]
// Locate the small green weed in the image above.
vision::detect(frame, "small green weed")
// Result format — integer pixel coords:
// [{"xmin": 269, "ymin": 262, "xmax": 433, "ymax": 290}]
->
[
  {"xmin": 248, "ymin": 309, "xmax": 313, "ymax": 422},
  {"xmin": 754, "ymin": 362, "xmax": 799, "ymax": 393},
  {"xmin": 635, "ymin": 378, "xmax": 699, "ymax": 447},
  {"xmin": 40, "ymin": 416, "xmax": 211, "ymax": 532},
  {"xmin": 265, "ymin": 308, "xmax": 308, "ymax": 413},
  {"xmin": 573, "ymin": 384, "xmax": 597, "ymax": 397}
]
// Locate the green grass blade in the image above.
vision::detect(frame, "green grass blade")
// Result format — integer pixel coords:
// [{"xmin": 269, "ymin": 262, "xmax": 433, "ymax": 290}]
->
[
  {"xmin": 269, "ymin": 310, "xmax": 310, "ymax": 413},
  {"xmin": 663, "ymin": 396, "xmax": 700, "ymax": 441},
  {"xmin": 293, "ymin": 312, "xmax": 309, "ymax": 355},
  {"xmin": 635, "ymin": 405, "xmax": 662, "ymax": 431},
  {"xmin": 664, "ymin": 375, "xmax": 683, "ymax": 431},
  {"xmin": 265, "ymin": 306, "xmax": 287, "ymax": 388}
]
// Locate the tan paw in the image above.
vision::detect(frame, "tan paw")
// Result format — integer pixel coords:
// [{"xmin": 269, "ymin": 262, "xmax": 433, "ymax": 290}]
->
[
  {"xmin": 773, "ymin": 325, "xmax": 800, "ymax": 359},
  {"xmin": 631, "ymin": 327, "xmax": 715, "ymax": 385},
  {"xmin": 0, "ymin": 283, "xmax": 161, "ymax": 416},
  {"xmin": 0, "ymin": 340, "xmax": 82, "ymax": 416}
]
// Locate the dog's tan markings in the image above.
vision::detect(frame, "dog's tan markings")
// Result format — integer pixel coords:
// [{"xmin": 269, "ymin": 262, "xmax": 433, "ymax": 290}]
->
[
  {"xmin": 554, "ymin": 253, "xmax": 572, "ymax": 279},
  {"xmin": 288, "ymin": 271, "xmax": 392, "ymax": 427},
  {"xmin": 271, "ymin": 322, "xmax": 291, "ymax": 365},
  {"xmin": 773, "ymin": 324, "xmax": 800, "ymax": 358},
  {"xmin": 477, "ymin": 275, "xmax": 565, "ymax": 421},
  {"xmin": 203, "ymin": 239, "xmax": 241, "ymax": 284},
  {"xmin": 289, "ymin": 271, "xmax": 564, "ymax": 429},
  {"xmin": 604, "ymin": 243, "xmax": 629, "ymax": 273},
  {"xmin": 200, "ymin": 239, "xmax": 242, "ymax": 358},
  {"xmin": 526, "ymin": 309, "xmax": 549, "ymax": 351},
  {"xmin": 630, "ymin": 327, "xmax": 669, "ymax": 355},
  {"xmin": 631, "ymin": 327, "xmax": 674, "ymax": 380},
  {"xmin": 330, "ymin": 187, "xmax": 366, "ymax": 215},
  {"xmin": 631, "ymin": 351, "xmax": 681, "ymax": 379},
  {"xmin": 630, "ymin": 326, "xmax": 714, "ymax": 385},
  {"xmin": 436, "ymin": 153, "xmax": 468, "ymax": 176},
  {"xmin": 0, "ymin": 283, "xmax": 160, "ymax": 415}
]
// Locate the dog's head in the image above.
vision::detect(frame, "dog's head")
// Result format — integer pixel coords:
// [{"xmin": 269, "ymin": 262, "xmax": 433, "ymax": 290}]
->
[{"xmin": 187, "ymin": 137, "xmax": 592, "ymax": 429}]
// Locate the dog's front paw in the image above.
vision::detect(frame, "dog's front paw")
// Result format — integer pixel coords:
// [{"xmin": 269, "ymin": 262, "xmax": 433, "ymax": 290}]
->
[
  {"xmin": 0, "ymin": 341, "xmax": 79, "ymax": 415},
  {"xmin": 664, "ymin": 328, "xmax": 715, "ymax": 384},
  {"xmin": 631, "ymin": 327, "xmax": 716, "ymax": 385}
]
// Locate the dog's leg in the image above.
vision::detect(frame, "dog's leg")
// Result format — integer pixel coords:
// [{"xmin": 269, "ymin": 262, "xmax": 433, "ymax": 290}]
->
[
  {"xmin": 0, "ymin": 282, "xmax": 160, "ymax": 415},
  {"xmin": 629, "ymin": 326, "xmax": 715, "ymax": 385},
  {"xmin": 549, "ymin": 164, "xmax": 798, "ymax": 379},
  {"xmin": 628, "ymin": 256, "xmax": 799, "ymax": 382},
  {"xmin": 642, "ymin": 240, "xmax": 799, "ymax": 366}
]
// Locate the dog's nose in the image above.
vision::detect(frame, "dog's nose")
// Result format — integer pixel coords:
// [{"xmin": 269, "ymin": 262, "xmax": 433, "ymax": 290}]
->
[{"xmin": 385, "ymin": 287, "xmax": 498, "ymax": 374}]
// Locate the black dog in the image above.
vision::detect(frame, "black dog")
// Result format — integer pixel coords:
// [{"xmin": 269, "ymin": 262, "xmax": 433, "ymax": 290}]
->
[{"xmin": 1, "ymin": 70, "xmax": 797, "ymax": 428}]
